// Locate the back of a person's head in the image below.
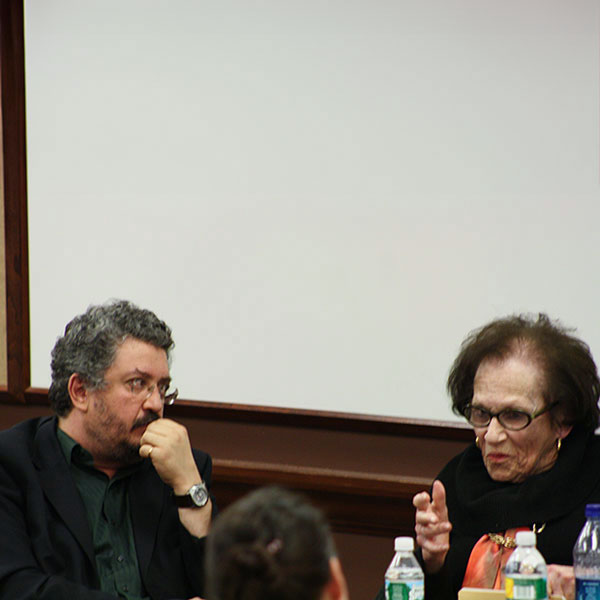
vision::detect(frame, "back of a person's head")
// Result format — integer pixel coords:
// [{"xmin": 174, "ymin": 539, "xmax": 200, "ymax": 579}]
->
[{"xmin": 205, "ymin": 486, "xmax": 335, "ymax": 600}]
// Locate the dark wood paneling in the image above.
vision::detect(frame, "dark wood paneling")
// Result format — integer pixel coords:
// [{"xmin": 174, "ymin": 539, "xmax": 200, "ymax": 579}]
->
[
  {"xmin": 0, "ymin": 396, "xmax": 465, "ymax": 600},
  {"xmin": 333, "ymin": 531, "xmax": 391, "ymax": 600},
  {"xmin": 0, "ymin": 0, "xmax": 29, "ymax": 403},
  {"xmin": 212, "ymin": 459, "xmax": 428, "ymax": 537},
  {"xmin": 0, "ymin": 391, "xmax": 470, "ymax": 540},
  {"xmin": 168, "ymin": 399, "xmax": 472, "ymax": 439}
]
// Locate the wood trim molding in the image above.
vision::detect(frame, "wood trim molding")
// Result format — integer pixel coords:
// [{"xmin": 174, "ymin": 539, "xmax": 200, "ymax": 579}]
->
[
  {"xmin": 17, "ymin": 390, "xmax": 473, "ymax": 440},
  {"xmin": 167, "ymin": 399, "xmax": 473, "ymax": 440},
  {"xmin": 213, "ymin": 458, "xmax": 431, "ymax": 496},
  {"xmin": 10, "ymin": 388, "xmax": 475, "ymax": 440},
  {"xmin": 1, "ymin": 0, "xmax": 29, "ymax": 403},
  {"xmin": 211, "ymin": 459, "xmax": 428, "ymax": 537}
]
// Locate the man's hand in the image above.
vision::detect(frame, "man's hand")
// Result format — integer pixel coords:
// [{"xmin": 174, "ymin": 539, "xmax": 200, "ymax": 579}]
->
[
  {"xmin": 139, "ymin": 418, "xmax": 202, "ymax": 494},
  {"xmin": 413, "ymin": 480, "xmax": 452, "ymax": 574},
  {"xmin": 140, "ymin": 418, "xmax": 212, "ymax": 538}
]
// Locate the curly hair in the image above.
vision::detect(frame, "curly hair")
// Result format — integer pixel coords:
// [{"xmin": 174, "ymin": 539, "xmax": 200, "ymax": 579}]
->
[
  {"xmin": 205, "ymin": 486, "xmax": 334, "ymax": 600},
  {"xmin": 48, "ymin": 299, "xmax": 174, "ymax": 416},
  {"xmin": 448, "ymin": 313, "xmax": 600, "ymax": 432}
]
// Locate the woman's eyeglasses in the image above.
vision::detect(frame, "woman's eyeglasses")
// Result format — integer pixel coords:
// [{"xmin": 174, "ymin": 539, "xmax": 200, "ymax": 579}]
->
[{"xmin": 463, "ymin": 402, "xmax": 557, "ymax": 431}]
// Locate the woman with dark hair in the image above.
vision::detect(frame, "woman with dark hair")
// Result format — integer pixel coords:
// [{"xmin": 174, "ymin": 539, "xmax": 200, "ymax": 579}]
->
[
  {"xmin": 205, "ymin": 486, "xmax": 348, "ymax": 600},
  {"xmin": 377, "ymin": 314, "xmax": 600, "ymax": 600}
]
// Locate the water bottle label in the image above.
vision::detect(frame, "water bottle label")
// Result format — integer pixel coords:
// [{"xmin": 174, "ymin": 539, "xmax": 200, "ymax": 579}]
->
[
  {"xmin": 385, "ymin": 579, "xmax": 424, "ymax": 600},
  {"xmin": 505, "ymin": 576, "xmax": 548, "ymax": 599},
  {"xmin": 576, "ymin": 578, "xmax": 600, "ymax": 600}
]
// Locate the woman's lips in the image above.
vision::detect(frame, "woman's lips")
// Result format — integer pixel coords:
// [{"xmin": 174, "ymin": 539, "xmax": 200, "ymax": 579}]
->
[{"xmin": 486, "ymin": 453, "xmax": 508, "ymax": 462}]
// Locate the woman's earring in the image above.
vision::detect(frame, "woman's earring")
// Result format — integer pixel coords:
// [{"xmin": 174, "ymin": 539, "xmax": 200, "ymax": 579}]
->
[
  {"xmin": 557, "ymin": 438, "xmax": 562, "ymax": 452},
  {"xmin": 475, "ymin": 436, "xmax": 480, "ymax": 448}
]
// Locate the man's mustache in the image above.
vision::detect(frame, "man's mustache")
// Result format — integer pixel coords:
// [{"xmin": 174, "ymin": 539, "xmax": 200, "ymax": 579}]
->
[{"xmin": 131, "ymin": 412, "xmax": 159, "ymax": 431}]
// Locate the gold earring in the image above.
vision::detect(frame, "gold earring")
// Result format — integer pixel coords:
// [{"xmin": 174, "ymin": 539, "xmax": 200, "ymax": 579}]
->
[
  {"xmin": 557, "ymin": 438, "xmax": 562, "ymax": 452},
  {"xmin": 475, "ymin": 436, "xmax": 480, "ymax": 448}
]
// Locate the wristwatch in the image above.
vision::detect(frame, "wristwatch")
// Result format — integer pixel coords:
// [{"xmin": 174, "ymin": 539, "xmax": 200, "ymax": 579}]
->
[{"xmin": 174, "ymin": 482, "xmax": 210, "ymax": 508}]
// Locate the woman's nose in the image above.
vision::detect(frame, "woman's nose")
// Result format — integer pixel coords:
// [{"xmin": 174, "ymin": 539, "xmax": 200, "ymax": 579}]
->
[{"xmin": 483, "ymin": 415, "xmax": 507, "ymax": 442}]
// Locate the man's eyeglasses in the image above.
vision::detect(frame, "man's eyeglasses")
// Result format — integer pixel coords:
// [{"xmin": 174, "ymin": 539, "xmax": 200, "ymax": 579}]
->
[
  {"xmin": 463, "ymin": 402, "xmax": 557, "ymax": 431},
  {"xmin": 126, "ymin": 377, "xmax": 179, "ymax": 406}
]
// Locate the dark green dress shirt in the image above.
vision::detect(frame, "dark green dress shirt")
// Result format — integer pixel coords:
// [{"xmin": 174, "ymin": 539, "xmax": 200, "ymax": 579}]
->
[{"xmin": 57, "ymin": 428, "xmax": 151, "ymax": 600}]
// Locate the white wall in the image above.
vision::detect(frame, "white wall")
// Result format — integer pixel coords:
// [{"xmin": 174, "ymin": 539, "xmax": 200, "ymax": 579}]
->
[{"xmin": 25, "ymin": 0, "xmax": 600, "ymax": 421}]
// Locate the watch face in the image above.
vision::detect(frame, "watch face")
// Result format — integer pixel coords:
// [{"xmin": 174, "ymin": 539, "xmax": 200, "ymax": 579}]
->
[{"xmin": 190, "ymin": 483, "xmax": 209, "ymax": 507}]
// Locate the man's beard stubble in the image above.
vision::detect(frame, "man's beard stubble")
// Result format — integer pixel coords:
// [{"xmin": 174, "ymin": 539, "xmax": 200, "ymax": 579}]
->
[
  {"xmin": 111, "ymin": 411, "xmax": 160, "ymax": 466},
  {"xmin": 87, "ymin": 397, "xmax": 160, "ymax": 467}
]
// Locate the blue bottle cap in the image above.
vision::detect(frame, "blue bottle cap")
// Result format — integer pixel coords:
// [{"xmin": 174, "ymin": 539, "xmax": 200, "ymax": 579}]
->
[{"xmin": 585, "ymin": 504, "xmax": 600, "ymax": 518}]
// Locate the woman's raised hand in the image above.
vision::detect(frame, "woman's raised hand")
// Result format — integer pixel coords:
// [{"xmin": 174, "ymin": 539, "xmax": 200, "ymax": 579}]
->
[{"xmin": 413, "ymin": 480, "xmax": 452, "ymax": 574}]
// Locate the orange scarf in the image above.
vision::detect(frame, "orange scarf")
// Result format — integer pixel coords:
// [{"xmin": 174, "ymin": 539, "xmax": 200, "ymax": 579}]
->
[{"xmin": 462, "ymin": 528, "xmax": 530, "ymax": 589}]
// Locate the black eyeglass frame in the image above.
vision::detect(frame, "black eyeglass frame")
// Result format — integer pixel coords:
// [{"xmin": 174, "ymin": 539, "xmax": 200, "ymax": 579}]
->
[{"xmin": 463, "ymin": 401, "xmax": 558, "ymax": 431}]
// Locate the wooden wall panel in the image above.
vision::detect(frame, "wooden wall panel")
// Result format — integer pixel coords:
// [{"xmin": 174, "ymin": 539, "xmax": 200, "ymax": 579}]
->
[
  {"xmin": 1, "ymin": 0, "xmax": 29, "ymax": 400},
  {"xmin": 0, "ymin": 107, "xmax": 6, "ymax": 387},
  {"xmin": 0, "ymin": 396, "xmax": 471, "ymax": 599}
]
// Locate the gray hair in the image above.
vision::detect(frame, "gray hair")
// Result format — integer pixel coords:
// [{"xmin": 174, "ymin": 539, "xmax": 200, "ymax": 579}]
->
[{"xmin": 48, "ymin": 299, "xmax": 174, "ymax": 416}]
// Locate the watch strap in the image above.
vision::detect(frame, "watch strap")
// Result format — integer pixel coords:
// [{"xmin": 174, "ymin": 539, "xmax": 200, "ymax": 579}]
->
[{"xmin": 174, "ymin": 482, "xmax": 209, "ymax": 508}]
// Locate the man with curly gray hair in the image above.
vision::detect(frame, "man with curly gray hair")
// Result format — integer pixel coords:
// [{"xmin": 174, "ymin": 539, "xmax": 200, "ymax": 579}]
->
[{"xmin": 0, "ymin": 300, "xmax": 213, "ymax": 600}]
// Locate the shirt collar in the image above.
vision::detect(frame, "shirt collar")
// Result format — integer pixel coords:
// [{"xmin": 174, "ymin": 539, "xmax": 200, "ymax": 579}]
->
[{"xmin": 56, "ymin": 426, "xmax": 95, "ymax": 468}]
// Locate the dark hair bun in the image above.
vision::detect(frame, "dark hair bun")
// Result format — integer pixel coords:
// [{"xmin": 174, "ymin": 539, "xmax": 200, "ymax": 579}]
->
[{"xmin": 228, "ymin": 542, "xmax": 279, "ymax": 581}]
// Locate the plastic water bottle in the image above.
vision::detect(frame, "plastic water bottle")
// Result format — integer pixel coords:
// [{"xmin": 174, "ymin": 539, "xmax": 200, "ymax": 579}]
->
[
  {"xmin": 384, "ymin": 536, "xmax": 424, "ymax": 600},
  {"xmin": 505, "ymin": 531, "xmax": 548, "ymax": 600},
  {"xmin": 574, "ymin": 504, "xmax": 600, "ymax": 600}
]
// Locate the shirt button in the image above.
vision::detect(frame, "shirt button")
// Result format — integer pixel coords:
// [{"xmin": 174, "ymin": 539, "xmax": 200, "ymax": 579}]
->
[
  {"xmin": 117, "ymin": 555, "xmax": 125, "ymax": 563},
  {"xmin": 122, "ymin": 584, "xmax": 129, "ymax": 592}
]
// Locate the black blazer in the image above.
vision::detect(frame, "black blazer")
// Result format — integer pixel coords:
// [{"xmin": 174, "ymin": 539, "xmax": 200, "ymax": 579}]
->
[{"xmin": 0, "ymin": 416, "xmax": 213, "ymax": 600}]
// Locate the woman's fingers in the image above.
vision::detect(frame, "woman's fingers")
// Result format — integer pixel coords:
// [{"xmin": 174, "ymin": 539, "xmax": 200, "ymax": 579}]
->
[
  {"xmin": 547, "ymin": 564, "xmax": 574, "ymax": 600},
  {"xmin": 431, "ymin": 480, "xmax": 448, "ymax": 518},
  {"xmin": 413, "ymin": 490, "xmax": 432, "ymax": 510},
  {"xmin": 412, "ymin": 481, "xmax": 452, "ymax": 574}
]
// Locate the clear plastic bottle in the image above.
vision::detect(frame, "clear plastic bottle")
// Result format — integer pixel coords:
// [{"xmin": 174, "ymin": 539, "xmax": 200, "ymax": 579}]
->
[
  {"xmin": 505, "ymin": 531, "xmax": 548, "ymax": 600},
  {"xmin": 574, "ymin": 503, "xmax": 600, "ymax": 600},
  {"xmin": 384, "ymin": 536, "xmax": 424, "ymax": 600}
]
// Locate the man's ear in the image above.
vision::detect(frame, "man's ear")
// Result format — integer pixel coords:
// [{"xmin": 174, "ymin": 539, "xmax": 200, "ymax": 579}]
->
[
  {"xmin": 321, "ymin": 557, "xmax": 349, "ymax": 600},
  {"xmin": 67, "ymin": 373, "xmax": 91, "ymax": 412}
]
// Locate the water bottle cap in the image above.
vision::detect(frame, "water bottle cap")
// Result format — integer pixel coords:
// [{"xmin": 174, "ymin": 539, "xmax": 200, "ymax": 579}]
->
[
  {"xmin": 515, "ymin": 531, "xmax": 536, "ymax": 546},
  {"xmin": 585, "ymin": 504, "xmax": 600, "ymax": 518},
  {"xmin": 394, "ymin": 536, "xmax": 415, "ymax": 551}
]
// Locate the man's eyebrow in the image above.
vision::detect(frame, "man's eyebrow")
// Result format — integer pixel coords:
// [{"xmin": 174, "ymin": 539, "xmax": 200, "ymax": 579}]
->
[{"xmin": 127, "ymin": 368, "xmax": 171, "ymax": 384}]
